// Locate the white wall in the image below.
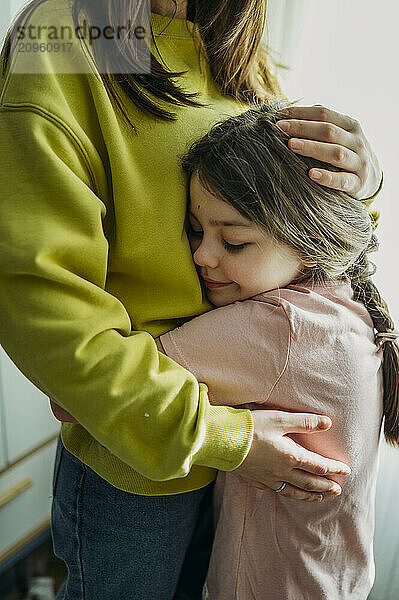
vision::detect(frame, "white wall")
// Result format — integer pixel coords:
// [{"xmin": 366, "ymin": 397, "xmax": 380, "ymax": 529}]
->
[{"xmin": 0, "ymin": 1, "xmax": 30, "ymax": 45}]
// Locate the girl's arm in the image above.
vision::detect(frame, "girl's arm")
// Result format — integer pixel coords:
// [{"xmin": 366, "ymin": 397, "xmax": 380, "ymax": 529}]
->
[{"xmin": 50, "ymin": 400, "xmax": 79, "ymax": 423}]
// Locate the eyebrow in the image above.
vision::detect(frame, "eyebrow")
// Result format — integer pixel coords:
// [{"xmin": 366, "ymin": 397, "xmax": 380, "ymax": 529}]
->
[{"xmin": 189, "ymin": 211, "xmax": 252, "ymax": 228}]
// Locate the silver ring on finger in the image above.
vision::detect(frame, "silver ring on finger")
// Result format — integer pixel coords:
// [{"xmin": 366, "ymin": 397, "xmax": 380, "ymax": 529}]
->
[{"xmin": 273, "ymin": 482, "xmax": 287, "ymax": 493}]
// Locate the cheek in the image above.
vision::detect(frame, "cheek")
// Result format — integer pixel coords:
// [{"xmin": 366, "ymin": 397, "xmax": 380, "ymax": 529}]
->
[
  {"xmin": 228, "ymin": 260, "xmax": 252, "ymax": 287},
  {"xmin": 239, "ymin": 257, "xmax": 270, "ymax": 290}
]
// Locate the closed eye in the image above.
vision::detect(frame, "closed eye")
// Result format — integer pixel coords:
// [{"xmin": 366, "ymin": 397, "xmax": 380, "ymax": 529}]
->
[
  {"xmin": 187, "ymin": 223, "xmax": 248, "ymax": 252},
  {"xmin": 222, "ymin": 240, "xmax": 248, "ymax": 253}
]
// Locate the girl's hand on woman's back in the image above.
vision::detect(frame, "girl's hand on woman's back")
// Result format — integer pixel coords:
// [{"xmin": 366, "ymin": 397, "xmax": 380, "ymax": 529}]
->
[
  {"xmin": 234, "ymin": 409, "xmax": 351, "ymax": 502},
  {"xmin": 50, "ymin": 399, "xmax": 79, "ymax": 423},
  {"xmin": 276, "ymin": 104, "xmax": 382, "ymax": 200}
]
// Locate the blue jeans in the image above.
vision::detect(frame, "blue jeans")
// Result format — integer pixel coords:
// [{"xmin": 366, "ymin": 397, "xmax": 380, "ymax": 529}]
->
[{"xmin": 51, "ymin": 435, "xmax": 215, "ymax": 600}]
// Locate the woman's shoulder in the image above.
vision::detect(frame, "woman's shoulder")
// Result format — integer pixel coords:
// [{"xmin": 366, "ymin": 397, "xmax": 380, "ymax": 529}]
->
[{"xmin": 1, "ymin": 0, "xmax": 99, "ymax": 118}]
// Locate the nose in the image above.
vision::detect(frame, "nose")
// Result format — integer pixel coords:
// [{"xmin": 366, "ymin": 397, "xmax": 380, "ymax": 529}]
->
[{"xmin": 192, "ymin": 238, "xmax": 219, "ymax": 269}]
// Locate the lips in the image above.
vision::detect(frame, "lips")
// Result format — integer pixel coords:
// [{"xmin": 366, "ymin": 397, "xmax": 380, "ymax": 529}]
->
[{"xmin": 202, "ymin": 275, "xmax": 233, "ymax": 289}]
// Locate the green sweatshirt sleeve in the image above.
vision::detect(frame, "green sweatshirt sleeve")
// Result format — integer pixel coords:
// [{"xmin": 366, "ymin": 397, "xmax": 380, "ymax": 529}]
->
[
  {"xmin": 362, "ymin": 172, "xmax": 383, "ymax": 231},
  {"xmin": 0, "ymin": 107, "xmax": 254, "ymax": 481}
]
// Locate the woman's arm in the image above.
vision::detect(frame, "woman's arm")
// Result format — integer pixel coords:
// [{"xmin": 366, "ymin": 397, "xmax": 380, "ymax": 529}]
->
[
  {"xmin": 52, "ymin": 330, "xmax": 349, "ymax": 502},
  {"xmin": 50, "ymin": 338, "xmax": 164, "ymax": 421},
  {"xmin": 50, "ymin": 337, "xmax": 168, "ymax": 422}
]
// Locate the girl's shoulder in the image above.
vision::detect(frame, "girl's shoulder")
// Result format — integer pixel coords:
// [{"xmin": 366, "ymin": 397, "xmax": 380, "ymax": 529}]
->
[
  {"xmin": 250, "ymin": 279, "xmax": 374, "ymax": 341},
  {"xmin": 159, "ymin": 293, "xmax": 292, "ymax": 407},
  {"xmin": 251, "ymin": 279, "xmax": 354, "ymax": 303},
  {"xmin": 250, "ymin": 279, "xmax": 363, "ymax": 317}
]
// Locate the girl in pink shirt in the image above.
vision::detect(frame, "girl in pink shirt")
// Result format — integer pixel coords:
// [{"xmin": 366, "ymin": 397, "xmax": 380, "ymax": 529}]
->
[
  {"xmin": 52, "ymin": 101, "xmax": 398, "ymax": 598},
  {"xmin": 156, "ymin": 102, "xmax": 399, "ymax": 599}
]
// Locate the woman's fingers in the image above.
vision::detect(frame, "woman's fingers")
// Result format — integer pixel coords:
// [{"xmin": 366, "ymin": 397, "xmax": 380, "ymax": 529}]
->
[
  {"xmin": 277, "ymin": 104, "xmax": 360, "ymax": 133},
  {"xmin": 276, "ymin": 119, "xmax": 358, "ymax": 152},
  {"xmin": 306, "ymin": 168, "xmax": 360, "ymax": 192},
  {"xmin": 269, "ymin": 410, "xmax": 352, "ymax": 475},
  {"xmin": 288, "ymin": 438, "xmax": 351, "ymax": 476},
  {"xmin": 274, "ymin": 484, "xmax": 324, "ymax": 502},
  {"xmin": 276, "ymin": 121, "xmax": 362, "ymax": 191},
  {"xmin": 250, "ymin": 480, "xmax": 323, "ymax": 501},
  {"xmin": 294, "ymin": 451, "xmax": 351, "ymax": 476},
  {"xmin": 252, "ymin": 466, "xmax": 342, "ymax": 496},
  {"xmin": 287, "ymin": 470, "xmax": 342, "ymax": 495},
  {"xmin": 286, "ymin": 138, "xmax": 360, "ymax": 173},
  {"xmin": 283, "ymin": 135, "xmax": 361, "ymax": 191},
  {"xmin": 271, "ymin": 410, "xmax": 331, "ymax": 435},
  {"xmin": 234, "ymin": 410, "xmax": 351, "ymax": 501}
]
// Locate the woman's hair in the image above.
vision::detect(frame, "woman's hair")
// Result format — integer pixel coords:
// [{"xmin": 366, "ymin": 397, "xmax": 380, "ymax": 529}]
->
[
  {"xmin": 179, "ymin": 100, "xmax": 399, "ymax": 447},
  {"xmin": 1, "ymin": 0, "xmax": 282, "ymax": 130}
]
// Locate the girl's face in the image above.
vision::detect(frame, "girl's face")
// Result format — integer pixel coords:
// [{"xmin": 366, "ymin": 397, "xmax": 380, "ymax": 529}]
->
[{"xmin": 188, "ymin": 172, "xmax": 304, "ymax": 307}]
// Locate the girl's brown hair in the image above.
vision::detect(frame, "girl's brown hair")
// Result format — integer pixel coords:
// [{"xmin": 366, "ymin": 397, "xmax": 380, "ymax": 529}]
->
[
  {"xmin": 1, "ymin": 0, "xmax": 282, "ymax": 130},
  {"xmin": 179, "ymin": 100, "xmax": 399, "ymax": 447}
]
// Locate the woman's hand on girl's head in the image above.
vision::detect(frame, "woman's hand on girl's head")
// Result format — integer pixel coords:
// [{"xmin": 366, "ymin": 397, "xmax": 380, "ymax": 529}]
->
[
  {"xmin": 276, "ymin": 104, "xmax": 382, "ymax": 201},
  {"xmin": 233, "ymin": 409, "xmax": 351, "ymax": 502}
]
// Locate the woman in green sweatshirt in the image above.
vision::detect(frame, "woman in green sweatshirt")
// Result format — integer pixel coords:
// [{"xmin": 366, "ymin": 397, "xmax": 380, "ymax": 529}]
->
[{"xmin": 0, "ymin": 0, "xmax": 382, "ymax": 598}]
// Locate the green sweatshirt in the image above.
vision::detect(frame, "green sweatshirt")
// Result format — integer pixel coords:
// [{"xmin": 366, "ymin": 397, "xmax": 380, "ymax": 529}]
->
[
  {"xmin": 0, "ymin": 2, "xmax": 381, "ymax": 496},
  {"xmin": 0, "ymin": 3, "xmax": 255, "ymax": 495}
]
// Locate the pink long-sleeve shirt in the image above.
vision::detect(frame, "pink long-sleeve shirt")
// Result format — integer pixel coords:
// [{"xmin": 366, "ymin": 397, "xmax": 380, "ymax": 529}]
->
[{"xmin": 158, "ymin": 280, "xmax": 384, "ymax": 600}]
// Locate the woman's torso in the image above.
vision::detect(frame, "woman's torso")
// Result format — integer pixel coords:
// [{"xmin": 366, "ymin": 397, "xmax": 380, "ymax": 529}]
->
[{"xmin": 0, "ymin": 0, "xmax": 257, "ymax": 495}]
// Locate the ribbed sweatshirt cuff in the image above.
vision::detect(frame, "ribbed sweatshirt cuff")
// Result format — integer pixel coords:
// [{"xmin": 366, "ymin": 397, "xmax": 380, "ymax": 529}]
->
[{"xmin": 194, "ymin": 385, "xmax": 254, "ymax": 471}]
